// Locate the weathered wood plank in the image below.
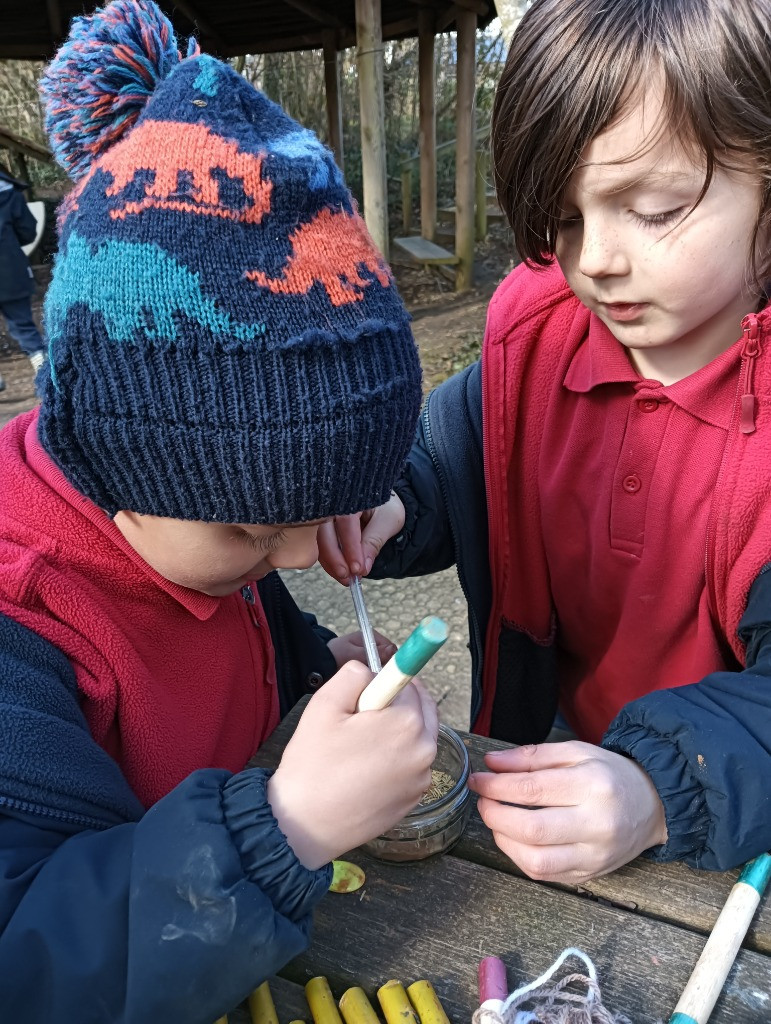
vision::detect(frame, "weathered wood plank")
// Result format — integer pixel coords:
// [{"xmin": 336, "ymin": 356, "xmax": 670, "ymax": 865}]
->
[
  {"xmin": 393, "ymin": 236, "xmax": 460, "ymax": 265},
  {"xmin": 278, "ymin": 852, "xmax": 771, "ymax": 1024},
  {"xmin": 250, "ymin": 701, "xmax": 771, "ymax": 954}
]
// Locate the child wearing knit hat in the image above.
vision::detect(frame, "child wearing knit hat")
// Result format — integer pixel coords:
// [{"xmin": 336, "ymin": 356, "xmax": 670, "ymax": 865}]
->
[{"xmin": 0, "ymin": 2, "xmax": 433, "ymax": 1020}]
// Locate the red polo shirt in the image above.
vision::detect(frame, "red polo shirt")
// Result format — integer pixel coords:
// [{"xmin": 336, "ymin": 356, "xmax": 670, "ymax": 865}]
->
[
  {"xmin": 0, "ymin": 411, "xmax": 279, "ymax": 807},
  {"xmin": 539, "ymin": 322, "xmax": 743, "ymax": 742}
]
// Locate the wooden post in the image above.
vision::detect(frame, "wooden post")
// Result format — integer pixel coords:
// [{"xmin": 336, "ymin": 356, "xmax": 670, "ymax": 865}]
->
[
  {"xmin": 322, "ymin": 29, "xmax": 345, "ymax": 173},
  {"xmin": 454, "ymin": 9, "xmax": 476, "ymax": 290},
  {"xmin": 401, "ymin": 167, "xmax": 413, "ymax": 234},
  {"xmin": 12, "ymin": 152, "xmax": 30, "ymax": 193},
  {"xmin": 355, "ymin": 0, "xmax": 389, "ymax": 259},
  {"xmin": 418, "ymin": 8, "xmax": 436, "ymax": 242},
  {"xmin": 475, "ymin": 148, "xmax": 487, "ymax": 241}
]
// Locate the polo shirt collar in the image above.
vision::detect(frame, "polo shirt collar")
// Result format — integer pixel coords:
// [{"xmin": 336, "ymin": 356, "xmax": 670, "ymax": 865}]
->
[{"xmin": 564, "ymin": 312, "xmax": 745, "ymax": 430}]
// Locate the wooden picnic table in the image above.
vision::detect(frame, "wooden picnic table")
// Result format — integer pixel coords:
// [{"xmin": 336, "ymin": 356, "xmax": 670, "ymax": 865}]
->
[{"xmin": 240, "ymin": 697, "xmax": 771, "ymax": 1024}]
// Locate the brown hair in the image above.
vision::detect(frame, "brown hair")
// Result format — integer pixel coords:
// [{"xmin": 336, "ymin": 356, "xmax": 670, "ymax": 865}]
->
[{"xmin": 492, "ymin": 0, "xmax": 771, "ymax": 275}]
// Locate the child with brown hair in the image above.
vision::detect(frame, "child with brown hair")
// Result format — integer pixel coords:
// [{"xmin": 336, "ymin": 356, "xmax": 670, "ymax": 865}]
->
[
  {"xmin": 321, "ymin": 0, "xmax": 771, "ymax": 884},
  {"xmin": 0, "ymin": 1, "xmax": 435, "ymax": 1020}
]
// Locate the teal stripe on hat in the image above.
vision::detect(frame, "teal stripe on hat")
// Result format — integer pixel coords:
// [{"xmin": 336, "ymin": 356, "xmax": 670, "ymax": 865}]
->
[{"xmin": 46, "ymin": 233, "xmax": 266, "ymax": 349}]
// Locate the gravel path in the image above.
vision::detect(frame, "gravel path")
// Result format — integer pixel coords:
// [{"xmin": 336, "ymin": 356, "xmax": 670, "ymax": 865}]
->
[{"xmin": 280, "ymin": 565, "xmax": 472, "ymax": 730}]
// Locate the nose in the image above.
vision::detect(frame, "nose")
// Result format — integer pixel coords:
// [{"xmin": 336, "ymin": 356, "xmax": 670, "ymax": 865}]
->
[
  {"xmin": 268, "ymin": 526, "xmax": 320, "ymax": 571},
  {"xmin": 577, "ymin": 218, "xmax": 629, "ymax": 280}
]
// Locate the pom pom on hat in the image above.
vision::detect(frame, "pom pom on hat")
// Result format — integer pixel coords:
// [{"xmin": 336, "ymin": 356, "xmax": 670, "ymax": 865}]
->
[{"xmin": 40, "ymin": 0, "xmax": 199, "ymax": 181}]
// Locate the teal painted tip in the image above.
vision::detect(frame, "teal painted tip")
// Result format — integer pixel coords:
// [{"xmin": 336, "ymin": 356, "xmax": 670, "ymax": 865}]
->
[
  {"xmin": 738, "ymin": 852, "xmax": 771, "ymax": 895},
  {"xmin": 669, "ymin": 1014, "xmax": 699, "ymax": 1024},
  {"xmin": 394, "ymin": 616, "xmax": 449, "ymax": 677}
]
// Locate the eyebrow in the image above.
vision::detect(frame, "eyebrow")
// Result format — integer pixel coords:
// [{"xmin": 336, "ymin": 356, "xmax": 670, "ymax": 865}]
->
[{"xmin": 578, "ymin": 167, "xmax": 701, "ymax": 198}]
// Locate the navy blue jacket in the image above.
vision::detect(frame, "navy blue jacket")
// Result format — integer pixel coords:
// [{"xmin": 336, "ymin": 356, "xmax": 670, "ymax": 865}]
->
[
  {"xmin": 0, "ymin": 179, "xmax": 36, "ymax": 303},
  {"xmin": 374, "ymin": 362, "xmax": 771, "ymax": 871},
  {"xmin": 0, "ymin": 574, "xmax": 336, "ymax": 1023}
]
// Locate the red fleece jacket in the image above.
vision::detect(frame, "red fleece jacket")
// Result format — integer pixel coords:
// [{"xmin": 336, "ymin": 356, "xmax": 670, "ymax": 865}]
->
[
  {"xmin": 477, "ymin": 262, "xmax": 771, "ymax": 735},
  {"xmin": 0, "ymin": 410, "xmax": 278, "ymax": 807}
]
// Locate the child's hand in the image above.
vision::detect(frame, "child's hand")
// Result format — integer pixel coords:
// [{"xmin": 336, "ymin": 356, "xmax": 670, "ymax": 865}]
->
[
  {"xmin": 317, "ymin": 492, "xmax": 406, "ymax": 583},
  {"xmin": 327, "ymin": 630, "xmax": 397, "ymax": 670},
  {"xmin": 267, "ymin": 661, "xmax": 438, "ymax": 869},
  {"xmin": 469, "ymin": 742, "xmax": 668, "ymax": 884}
]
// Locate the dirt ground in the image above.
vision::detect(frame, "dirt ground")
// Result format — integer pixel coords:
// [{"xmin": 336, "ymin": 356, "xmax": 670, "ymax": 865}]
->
[{"xmin": 0, "ymin": 221, "xmax": 518, "ymax": 429}]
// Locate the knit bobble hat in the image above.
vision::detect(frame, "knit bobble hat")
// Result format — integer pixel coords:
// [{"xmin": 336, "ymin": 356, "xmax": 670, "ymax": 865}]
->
[{"xmin": 37, "ymin": 0, "xmax": 422, "ymax": 523}]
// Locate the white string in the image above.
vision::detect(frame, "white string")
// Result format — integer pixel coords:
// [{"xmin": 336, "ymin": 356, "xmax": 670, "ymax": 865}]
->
[{"xmin": 500, "ymin": 948, "xmax": 599, "ymax": 1014}]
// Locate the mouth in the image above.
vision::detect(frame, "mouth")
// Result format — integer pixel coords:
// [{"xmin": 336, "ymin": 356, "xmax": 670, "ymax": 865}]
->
[{"xmin": 601, "ymin": 302, "xmax": 649, "ymax": 323}]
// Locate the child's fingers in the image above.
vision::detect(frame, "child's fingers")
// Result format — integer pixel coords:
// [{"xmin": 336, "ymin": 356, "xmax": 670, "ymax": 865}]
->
[
  {"xmin": 372, "ymin": 630, "xmax": 398, "ymax": 661},
  {"xmin": 469, "ymin": 766, "xmax": 582, "ymax": 807},
  {"xmin": 477, "ymin": 799, "xmax": 586, "ymax": 847},
  {"xmin": 359, "ymin": 495, "xmax": 405, "ymax": 573},
  {"xmin": 317, "ymin": 520, "xmax": 352, "ymax": 582},
  {"xmin": 483, "ymin": 740, "xmax": 594, "ymax": 773},
  {"xmin": 313, "ymin": 659, "xmax": 374, "ymax": 713},
  {"xmin": 334, "ymin": 513, "xmax": 370, "ymax": 576},
  {"xmin": 409, "ymin": 677, "xmax": 439, "ymax": 742},
  {"xmin": 488, "ymin": 830, "xmax": 586, "ymax": 883}
]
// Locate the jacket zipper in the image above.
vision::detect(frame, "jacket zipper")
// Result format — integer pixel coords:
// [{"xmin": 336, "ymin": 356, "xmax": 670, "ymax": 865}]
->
[
  {"xmin": 421, "ymin": 400, "xmax": 485, "ymax": 722},
  {"xmin": 0, "ymin": 794, "xmax": 118, "ymax": 831},
  {"xmin": 705, "ymin": 312, "xmax": 763, "ymax": 617},
  {"xmin": 739, "ymin": 313, "xmax": 762, "ymax": 434}
]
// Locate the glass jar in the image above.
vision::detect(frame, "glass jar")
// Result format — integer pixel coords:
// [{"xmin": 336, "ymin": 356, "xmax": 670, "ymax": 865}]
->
[{"xmin": 363, "ymin": 724, "xmax": 472, "ymax": 863}]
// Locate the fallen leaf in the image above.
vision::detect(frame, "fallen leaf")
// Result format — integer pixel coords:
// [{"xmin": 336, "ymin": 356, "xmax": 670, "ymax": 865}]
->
[{"xmin": 330, "ymin": 860, "xmax": 366, "ymax": 894}]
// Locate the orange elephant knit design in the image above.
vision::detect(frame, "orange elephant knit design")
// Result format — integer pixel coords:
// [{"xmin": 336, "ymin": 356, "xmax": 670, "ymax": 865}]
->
[{"xmin": 246, "ymin": 207, "xmax": 391, "ymax": 306}]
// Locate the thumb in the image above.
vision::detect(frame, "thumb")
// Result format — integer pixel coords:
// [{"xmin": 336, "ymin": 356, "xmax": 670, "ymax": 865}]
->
[
  {"xmin": 361, "ymin": 503, "xmax": 403, "ymax": 569},
  {"xmin": 320, "ymin": 659, "xmax": 375, "ymax": 713}
]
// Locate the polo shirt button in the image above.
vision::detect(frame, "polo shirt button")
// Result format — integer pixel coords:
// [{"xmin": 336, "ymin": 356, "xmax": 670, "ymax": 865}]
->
[
  {"xmin": 622, "ymin": 474, "xmax": 642, "ymax": 493},
  {"xmin": 638, "ymin": 398, "xmax": 659, "ymax": 413}
]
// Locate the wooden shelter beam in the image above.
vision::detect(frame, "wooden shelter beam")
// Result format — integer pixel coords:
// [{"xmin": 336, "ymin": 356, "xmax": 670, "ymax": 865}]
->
[
  {"xmin": 382, "ymin": 16, "xmax": 420, "ymax": 36},
  {"xmin": 418, "ymin": 8, "xmax": 436, "ymax": 242},
  {"xmin": 454, "ymin": 8, "xmax": 476, "ymax": 290},
  {"xmin": 435, "ymin": 5, "xmax": 460, "ymax": 32},
  {"xmin": 449, "ymin": 0, "xmax": 488, "ymax": 15},
  {"xmin": 46, "ymin": 0, "xmax": 63, "ymax": 44},
  {"xmin": 0, "ymin": 125, "xmax": 52, "ymax": 164},
  {"xmin": 170, "ymin": 0, "xmax": 230, "ymax": 53},
  {"xmin": 322, "ymin": 30, "xmax": 344, "ymax": 172},
  {"xmin": 282, "ymin": 0, "xmax": 346, "ymax": 29},
  {"xmin": 403, "ymin": 0, "xmax": 488, "ymax": 15},
  {"xmin": 355, "ymin": 0, "xmax": 389, "ymax": 258}
]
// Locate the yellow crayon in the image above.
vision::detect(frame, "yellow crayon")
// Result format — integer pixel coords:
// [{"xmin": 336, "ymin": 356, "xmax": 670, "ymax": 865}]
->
[
  {"xmin": 306, "ymin": 976, "xmax": 345, "ymax": 1024},
  {"xmin": 406, "ymin": 981, "xmax": 451, "ymax": 1024},
  {"xmin": 249, "ymin": 981, "xmax": 280, "ymax": 1024},
  {"xmin": 288, "ymin": 1020, "xmax": 307, "ymax": 1024},
  {"xmin": 377, "ymin": 980, "xmax": 419, "ymax": 1024},
  {"xmin": 339, "ymin": 987, "xmax": 380, "ymax": 1024},
  {"xmin": 213, "ymin": 1017, "xmax": 228, "ymax": 1024}
]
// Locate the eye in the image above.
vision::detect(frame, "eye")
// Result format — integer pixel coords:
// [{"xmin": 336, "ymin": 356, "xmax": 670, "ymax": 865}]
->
[
  {"xmin": 238, "ymin": 528, "xmax": 287, "ymax": 553},
  {"xmin": 633, "ymin": 207, "xmax": 685, "ymax": 228},
  {"xmin": 556, "ymin": 213, "xmax": 583, "ymax": 230}
]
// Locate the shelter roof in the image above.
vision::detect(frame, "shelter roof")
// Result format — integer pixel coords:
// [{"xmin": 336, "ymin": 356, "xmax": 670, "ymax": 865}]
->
[{"xmin": 1, "ymin": 0, "xmax": 496, "ymax": 60}]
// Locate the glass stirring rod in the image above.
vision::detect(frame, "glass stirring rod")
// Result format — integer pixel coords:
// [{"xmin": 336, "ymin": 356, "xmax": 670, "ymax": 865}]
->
[{"xmin": 349, "ymin": 574, "xmax": 382, "ymax": 673}]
